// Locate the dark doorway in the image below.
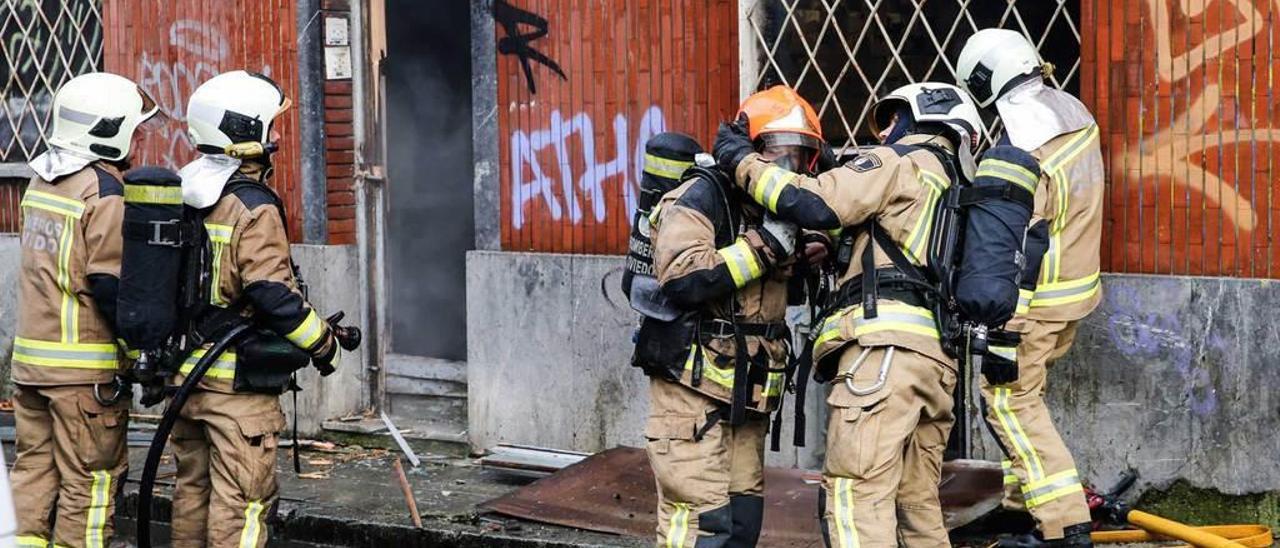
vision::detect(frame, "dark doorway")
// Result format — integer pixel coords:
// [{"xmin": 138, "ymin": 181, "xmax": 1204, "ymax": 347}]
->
[{"xmin": 384, "ymin": 0, "xmax": 473, "ymax": 360}]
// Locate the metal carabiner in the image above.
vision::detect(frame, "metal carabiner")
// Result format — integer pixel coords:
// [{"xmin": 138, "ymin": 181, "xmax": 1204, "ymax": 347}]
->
[
  {"xmin": 843, "ymin": 346, "xmax": 895, "ymax": 396},
  {"xmin": 93, "ymin": 376, "xmax": 126, "ymax": 407}
]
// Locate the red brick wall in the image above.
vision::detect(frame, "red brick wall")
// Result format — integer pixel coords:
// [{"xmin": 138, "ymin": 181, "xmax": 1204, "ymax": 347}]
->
[
  {"xmin": 497, "ymin": 0, "xmax": 740, "ymax": 254},
  {"xmin": 102, "ymin": 0, "xmax": 305, "ymax": 239},
  {"xmin": 325, "ymin": 79, "xmax": 357, "ymax": 244},
  {"xmin": 1082, "ymin": 0, "xmax": 1280, "ymax": 277},
  {"xmin": 322, "ymin": 0, "xmax": 357, "ymax": 245}
]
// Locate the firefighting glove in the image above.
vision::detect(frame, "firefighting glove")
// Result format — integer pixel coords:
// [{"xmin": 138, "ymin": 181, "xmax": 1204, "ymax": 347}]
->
[
  {"xmin": 816, "ymin": 142, "xmax": 838, "ymax": 173},
  {"xmin": 713, "ymin": 114, "xmax": 754, "ymax": 174},
  {"xmin": 311, "ymin": 333, "xmax": 339, "ymax": 377},
  {"xmin": 982, "ymin": 353, "xmax": 1019, "ymax": 385},
  {"xmin": 800, "ymin": 230, "xmax": 833, "ymax": 269}
]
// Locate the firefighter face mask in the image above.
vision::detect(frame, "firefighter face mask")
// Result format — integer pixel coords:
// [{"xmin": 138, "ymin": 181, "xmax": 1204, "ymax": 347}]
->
[
  {"xmin": 179, "ymin": 153, "xmax": 242, "ymax": 209},
  {"xmin": 757, "ymin": 133, "xmax": 820, "ymax": 176}
]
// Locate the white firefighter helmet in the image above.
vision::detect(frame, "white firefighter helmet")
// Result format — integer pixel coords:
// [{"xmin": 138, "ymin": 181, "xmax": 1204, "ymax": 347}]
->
[
  {"xmin": 186, "ymin": 70, "xmax": 291, "ymax": 154},
  {"xmin": 46, "ymin": 72, "xmax": 158, "ymax": 161},
  {"xmin": 871, "ymin": 82, "xmax": 983, "ymax": 180},
  {"xmin": 956, "ymin": 28, "xmax": 1043, "ymax": 107}
]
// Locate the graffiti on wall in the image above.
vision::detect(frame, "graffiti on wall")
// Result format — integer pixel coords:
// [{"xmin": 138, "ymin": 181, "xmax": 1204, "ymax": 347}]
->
[
  {"xmin": 510, "ymin": 106, "xmax": 666, "ymax": 229},
  {"xmin": 495, "ymin": 0, "xmax": 740, "ymax": 252},
  {"xmin": 494, "ymin": 0, "xmax": 566, "ymax": 95},
  {"xmin": 137, "ymin": 19, "xmax": 272, "ymax": 168},
  {"xmin": 1105, "ymin": 281, "xmax": 1220, "ymax": 417},
  {"xmin": 1120, "ymin": 0, "xmax": 1280, "ymax": 233}
]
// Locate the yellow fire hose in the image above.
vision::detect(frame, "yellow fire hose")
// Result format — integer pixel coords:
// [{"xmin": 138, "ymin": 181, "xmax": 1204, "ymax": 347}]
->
[
  {"xmin": 1091, "ymin": 509, "xmax": 1272, "ymax": 547},
  {"xmin": 1080, "ymin": 472, "xmax": 1274, "ymax": 547}
]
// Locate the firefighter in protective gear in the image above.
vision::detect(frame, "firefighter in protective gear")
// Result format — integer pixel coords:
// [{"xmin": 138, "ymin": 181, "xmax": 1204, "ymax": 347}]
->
[
  {"xmin": 641, "ymin": 85, "xmax": 824, "ymax": 548},
  {"xmin": 10, "ymin": 72, "xmax": 158, "ymax": 548},
  {"xmin": 168, "ymin": 70, "xmax": 339, "ymax": 548},
  {"xmin": 957, "ymin": 29, "xmax": 1104, "ymax": 547},
  {"xmin": 715, "ymin": 82, "xmax": 983, "ymax": 547}
]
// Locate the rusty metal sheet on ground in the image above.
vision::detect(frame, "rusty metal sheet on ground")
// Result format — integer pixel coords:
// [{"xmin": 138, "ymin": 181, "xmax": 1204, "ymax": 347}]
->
[{"xmin": 479, "ymin": 447, "xmax": 1002, "ymax": 546}]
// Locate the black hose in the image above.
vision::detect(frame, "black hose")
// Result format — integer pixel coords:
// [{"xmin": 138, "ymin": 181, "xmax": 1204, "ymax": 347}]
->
[{"xmin": 136, "ymin": 322, "xmax": 251, "ymax": 548}]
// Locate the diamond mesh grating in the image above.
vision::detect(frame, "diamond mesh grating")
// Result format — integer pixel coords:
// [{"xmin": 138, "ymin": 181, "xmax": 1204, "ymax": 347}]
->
[
  {"xmin": 745, "ymin": 0, "xmax": 1081, "ymax": 153},
  {"xmin": 0, "ymin": 0, "xmax": 103, "ymax": 163}
]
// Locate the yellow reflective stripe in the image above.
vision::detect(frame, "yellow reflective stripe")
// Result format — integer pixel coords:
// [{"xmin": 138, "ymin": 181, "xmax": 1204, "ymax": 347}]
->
[
  {"xmin": 717, "ymin": 239, "xmax": 763, "ymax": 288},
  {"xmin": 1002, "ymin": 460, "xmax": 1020, "ymax": 486},
  {"xmin": 976, "ymin": 159, "xmax": 1039, "ymax": 194},
  {"xmin": 21, "ymin": 189, "xmax": 85, "ymax": 219},
  {"xmin": 205, "ymin": 223, "xmax": 234, "ymax": 244},
  {"xmin": 814, "ymin": 308, "xmax": 852, "ymax": 349},
  {"xmin": 1023, "ymin": 469, "xmax": 1084, "ymax": 508},
  {"xmin": 993, "ymin": 387, "xmax": 1045, "ymax": 481},
  {"xmin": 918, "ymin": 169, "xmax": 948, "ymax": 193},
  {"xmin": 209, "ymin": 241, "xmax": 226, "ymax": 306},
  {"xmin": 239, "ymin": 500, "xmax": 266, "ymax": 548},
  {"xmin": 85, "ymin": 470, "xmax": 111, "ymax": 548},
  {"xmin": 648, "ymin": 204, "xmax": 663, "ymax": 227},
  {"xmin": 1041, "ymin": 233, "xmax": 1060, "ymax": 285},
  {"xmin": 1041, "ymin": 126, "xmax": 1098, "ymax": 234},
  {"xmin": 832, "ymin": 477, "xmax": 860, "ymax": 547},
  {"xmin": 990, "ymin": 345, "xmax": 1017, "ymax": 362},
  {"xmin": 851, "ymin": 303, "xmax": 939, "ymax": 339},
  {"xmin": 1031, "ymin": 272, "xmax": 1100, "ymax": 308},
  {"xmin": 58, "ymin": 216, "xmax": 77, "ymax": 343},
  {"xmin": 1040, "ymin": 125, "xmax": 1099, "ymax": 175},
  {"xmin": 644, "ymin": 153, "xmax": 694, "ymax": 180},
  {"xmin": 1052, "ymin": 169, "xmax": 1069, "ymax": 234},
  {"xmin": 206, "ymin": 223, "xmax": 233, "ymax": 306},
  {"xmin": 762, "ymin": 370, "xmax": 784, "ymax": 397},
  {"xmin": 123, "ymin": 184, "xmax": 183, "ymax": 205},
  {"xmin": 17, "ymin": 535, "xmax": 49, "ymax": 547},
  {"xmin": 1016, "ymin": 289, "xmax": 1033, "ymax": 315},
  {"xmin": 665, "ymin": 502, "xmax": 690, "ymax": 548},
  {"xmin": 180, "ymin": 348, "xmax": 238, "ymax": 379},
  {"xmin": 682, "ymin": 345, "xmax": 783, "ymax": 396},
  {"xmin": 13, "ymin": 338, "xmax": 118, "ymax": 369},
  {"xmin": 752, "ymin": 166, "xmax": 796, "ymax": 212},
  {"xmin": 904, "ymin": 171, "xmax": 944, "ymax": 263},
  {"xmin": 286, "ymin": 310, "xmax": 325, "ymax": 350}
]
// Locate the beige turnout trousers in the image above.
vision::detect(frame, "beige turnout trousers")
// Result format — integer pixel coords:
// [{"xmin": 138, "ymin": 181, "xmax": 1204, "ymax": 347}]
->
[
  {"xmin": 170, "ymin": 390, "xmax": 286, "ymax": 548},
  {"xmin": 11, "ymin": 384, "xmax": 130, "ymax": 548},
  {"xmin": 645, "ymin": 378, "xmax": 767, "ymax": 548},
  {"xmin": 981, "ymin": 319, "xmax": 1090, "ymax": 539},
  {"xmin": 821, "ymin": 345, "xmax": 956, "ymax": 548}
]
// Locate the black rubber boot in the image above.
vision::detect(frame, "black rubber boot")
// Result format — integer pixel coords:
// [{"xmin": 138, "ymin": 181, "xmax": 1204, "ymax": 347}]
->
[{"xmin": 997, "ymin": 523, "xmax": 1094, "ymax": 547}]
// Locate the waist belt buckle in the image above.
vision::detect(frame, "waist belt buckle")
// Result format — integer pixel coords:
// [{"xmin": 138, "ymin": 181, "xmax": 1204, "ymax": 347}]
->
[
  {"xmin": 149, "ymin": 219, "xmax": 182, "ymax": 248},
  {"xmin": 705, "ymin": 319, "xmax": 735, "ymax": 338}
]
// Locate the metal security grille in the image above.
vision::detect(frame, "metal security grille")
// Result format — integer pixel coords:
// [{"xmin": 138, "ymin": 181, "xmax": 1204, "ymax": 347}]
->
[
  {"xmin": 0, "ymin": 0, "xmax": 103, "ymax": 164},
  {"xmin": 743, "ymin": 0, "xmax": 1081, "ymax": 151}
]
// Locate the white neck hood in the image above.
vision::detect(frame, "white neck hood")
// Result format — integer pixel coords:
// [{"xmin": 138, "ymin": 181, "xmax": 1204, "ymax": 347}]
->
[{"xmin": 179, "ymin": 154, "xmax": 242, "ymax": 209}]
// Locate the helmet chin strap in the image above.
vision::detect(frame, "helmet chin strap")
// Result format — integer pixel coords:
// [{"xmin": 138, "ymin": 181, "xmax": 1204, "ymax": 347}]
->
[{"xmin": 884, "ymin": 105, "xmax": 917, "ymax": 145}]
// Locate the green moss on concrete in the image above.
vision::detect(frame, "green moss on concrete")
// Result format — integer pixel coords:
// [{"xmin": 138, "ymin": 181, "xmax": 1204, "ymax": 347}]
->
[{"xmin": 1136, "ymin": 480, "xmax": 1280, "ymax": 532}]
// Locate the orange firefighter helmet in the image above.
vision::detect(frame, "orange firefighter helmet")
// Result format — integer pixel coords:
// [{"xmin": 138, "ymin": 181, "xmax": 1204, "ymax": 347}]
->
[{"xmin": 738, "ymin": 85, "xmax": 824, "ymax": 148}]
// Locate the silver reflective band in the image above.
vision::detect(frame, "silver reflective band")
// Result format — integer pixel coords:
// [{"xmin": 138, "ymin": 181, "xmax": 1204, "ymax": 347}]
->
[{"xmin": 59, "ymin": 106, "xmax": 98, "ymax": 125}]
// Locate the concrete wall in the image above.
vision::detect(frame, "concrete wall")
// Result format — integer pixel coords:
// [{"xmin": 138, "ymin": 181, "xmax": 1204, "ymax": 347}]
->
[
  {"xmin": 0, "ymin": 236, "xmax": 368, "ymax": 435},
  {"xmin": 468, "ymin": 250, "xmax": 1280, "ymax": 496}
]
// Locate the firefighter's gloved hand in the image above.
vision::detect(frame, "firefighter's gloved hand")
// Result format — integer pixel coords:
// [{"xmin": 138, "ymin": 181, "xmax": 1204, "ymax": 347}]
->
[
  {"xmin": 311, "ymin": 336, "xmax": 339, "ymax": 377},
  {"xmin": 982, "ymin": 354, "xmax": 1018, "ymax": 385},
  {"xmin": 816, "ymin": 142, "xmax": 838, "ymax": 173},
  {"xmin": 801, "ymin": 231, "xmax": 833, "ymax": 268},
  {"xmin": 713, "ymin": 114, "xmax": 754, "ymax": 174}
]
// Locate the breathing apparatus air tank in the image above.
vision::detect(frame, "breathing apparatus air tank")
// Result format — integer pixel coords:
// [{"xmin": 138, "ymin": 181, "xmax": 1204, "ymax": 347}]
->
[{"xmin": 116, "ymin": 167, "xmax": 192, "ymax": 388}]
